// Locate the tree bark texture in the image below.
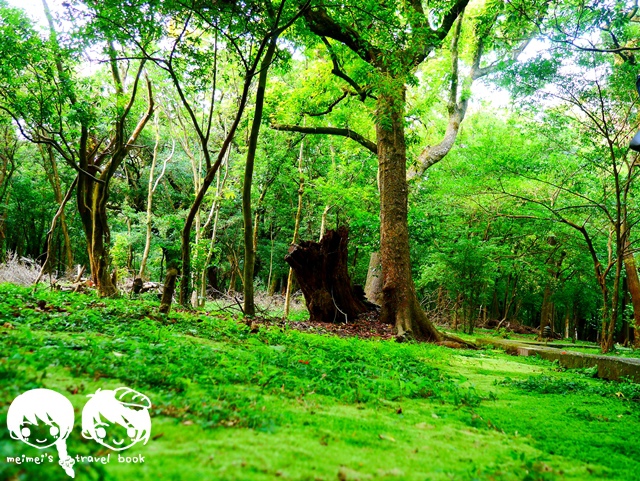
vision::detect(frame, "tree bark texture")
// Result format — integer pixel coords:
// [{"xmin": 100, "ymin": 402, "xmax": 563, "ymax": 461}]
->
[
  {"xmin": 376, "ymin": 86, "xmax": 441, "ymax": 341},
  {"xmin": 622, "ymin": 236, "xmax": 640, "ymax": 348},
  {"xmin": 284, "ymin": 227, "xmax": 373, "ymax": 323},
  {"xmin": 159, "ymin": 267, "xmax": 178, "ymax": 314},
  {"xmin": 77, "ymin": 177, "xmax": 118, "ymax": 297}
]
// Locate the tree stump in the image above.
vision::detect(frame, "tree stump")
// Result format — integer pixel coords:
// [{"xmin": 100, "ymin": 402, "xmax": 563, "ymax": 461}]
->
[
  {"xmin": 284, "ymin": 227, "xmax": 376, "ymax": 323},
  {"xmin": 159, "ymin": 268, "xmax": 178, "ymax": 314},
  {"xmin": 132, "ymin": 277, "xmax": 143, "ymax": 295}
]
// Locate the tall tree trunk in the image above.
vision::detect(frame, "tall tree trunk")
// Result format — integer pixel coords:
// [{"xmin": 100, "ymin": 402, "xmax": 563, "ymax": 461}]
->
[
  {"xmin": 176, "ymin": 0, "xmax": 312, "ymax": 305},
  {"xmin": 77, "ymin": 178, "xmax": 118, "ymax": 297},
  {"xmin": 33, "ymin": 177, "xmax": 78, "ymax": 287},
  {"xmin": 75, "ymin": 76, "xmax": 153, "ymax": 297},
  {"xmin": 284, "ymin": 137, "xmax": 305, "ymax": 319},
  {"xmin": 603, "ymin": 256, "xmax": 623, "ymax": 352},
  {"xmin": 178, "ymin": 76, "xmax": 253, "ymax": 306},
  {"xmin": 39, "ymin": 137, "xmax": 73, "ymax": 272},
  {"xmin": 199, "ymin": 147, "xmax": 229, "ymax": 302},
  {"xmin": 139, "ymin": 112, "xmax": 172, "ymax": 279},
  {"xmin": 376, "ymin": 84, "xmax": 441, "ymax": 341},
  {"xmin": 622, "ymin": 235, "xmax": 640, "ymax": 348},
  {"xmin": 620, "ymin": 276, "xmax": 630, "ymax": 345},
  {"xmin": 242, "ymin": 37, "xmax": 277, "ymax": 317}
]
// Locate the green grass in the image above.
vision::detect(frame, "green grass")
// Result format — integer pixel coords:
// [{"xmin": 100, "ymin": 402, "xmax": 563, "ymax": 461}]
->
[
  {"xmin": 452, "ymin": 327, "xmax": 640, "ymax": 358},
  {"xmin": 1, "ymin": 284, "xmax": 640, "ymax": 480}
]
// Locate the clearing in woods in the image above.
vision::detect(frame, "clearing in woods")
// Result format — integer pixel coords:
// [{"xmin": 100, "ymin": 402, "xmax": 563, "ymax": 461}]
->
[{"xmin": 1, "ymin": 284, "xmax": 640, "ymax": 481}]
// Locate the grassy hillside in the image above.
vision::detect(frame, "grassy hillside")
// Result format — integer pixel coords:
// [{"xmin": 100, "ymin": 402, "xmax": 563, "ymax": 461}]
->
[{"xmin": 1, "ymin": 284, "xmax": 639, "ymax": 481}]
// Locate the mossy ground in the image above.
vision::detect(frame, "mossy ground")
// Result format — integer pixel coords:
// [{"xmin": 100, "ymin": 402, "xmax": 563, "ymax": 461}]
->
[
  {"xmin": 466, "ymin": 328, "xmax": 640, "ymax": 358},
  {"xmin": 1, "ymin": 284, "xmax": 639, "ymax": 480}
]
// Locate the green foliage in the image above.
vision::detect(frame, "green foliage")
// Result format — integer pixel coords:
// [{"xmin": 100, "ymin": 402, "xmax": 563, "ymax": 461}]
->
[
  {"xmin": 3, "ymin": 285, "xmax": 640, "ymax": 479},
  {"xmin": 502, "ymin": 374, "xmax": 640, "ymax": 400},
  {"xmin": 0, "ymin": 284, "xmax": 466, "ymax": 409}
]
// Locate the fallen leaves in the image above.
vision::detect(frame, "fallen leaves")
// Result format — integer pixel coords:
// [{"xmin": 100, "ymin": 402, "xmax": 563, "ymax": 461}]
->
[{"xmin": 252, "ymin": 311, "xmax": 393, "ymax": 340}]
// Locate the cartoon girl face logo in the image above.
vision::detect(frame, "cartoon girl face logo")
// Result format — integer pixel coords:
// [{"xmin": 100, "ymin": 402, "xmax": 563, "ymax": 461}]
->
[
  {"xmin": 7, "ymin": 388, "xmax": 75, "ymax": 477},
  {"xmin": 82, "ymin": 388, "xmax": 151, "ymax": 451}
]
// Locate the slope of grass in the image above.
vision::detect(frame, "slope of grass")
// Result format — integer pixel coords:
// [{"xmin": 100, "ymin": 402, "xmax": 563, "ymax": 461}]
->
[{"xmin": 1, "ymin": 283, "xmax": 639, "ymax": 480}]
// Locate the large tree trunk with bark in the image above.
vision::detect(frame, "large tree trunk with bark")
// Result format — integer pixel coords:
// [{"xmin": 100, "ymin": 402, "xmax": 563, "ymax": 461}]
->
[
  {"xmin": 376, "ymin": 86, "xmax": 441, "ymax": 342},
  {"xmin": 284, "ymin": 227, "xmax": 374, "ymax": 323},
  {"xmin": 622, "ymin": 236, "xmax": 640, "ymax": 348},
  {"xmin": 77, "ymin": 177, "xmax": 118, "ymax": 297}
]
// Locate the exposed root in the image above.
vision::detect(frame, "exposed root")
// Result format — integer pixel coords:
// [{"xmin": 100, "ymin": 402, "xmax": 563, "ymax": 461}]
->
[{"xmin": 439, "ymin": 332, "xmax": 478, "ymax": 349}]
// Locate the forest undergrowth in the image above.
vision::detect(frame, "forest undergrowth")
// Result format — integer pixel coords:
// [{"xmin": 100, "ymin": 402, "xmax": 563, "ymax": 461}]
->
[{"xmin": 1, "ymin": 284, "xmax": 639, "ymax": 481}]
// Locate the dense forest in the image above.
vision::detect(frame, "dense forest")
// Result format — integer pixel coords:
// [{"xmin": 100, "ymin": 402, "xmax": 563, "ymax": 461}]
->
[
  {"xmin": 6, "ymin": 1, "xmax": 640, "ymax": 481},
  {"xmin": 1, "ymin": 0, "xmax": 640, "ymax": 353}
]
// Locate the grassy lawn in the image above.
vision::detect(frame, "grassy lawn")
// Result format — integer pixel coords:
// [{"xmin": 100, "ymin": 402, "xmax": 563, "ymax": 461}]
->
[{"xmin": 1, "ymin": 284, "xmax": 640, "ymax": 480}]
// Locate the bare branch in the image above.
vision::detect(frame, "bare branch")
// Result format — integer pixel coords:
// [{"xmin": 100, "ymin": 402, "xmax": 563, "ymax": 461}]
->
[
  {"xmin": 271, "ymin": 124, "xmax": 377, "ymax": 154},
  {"xmin": 320, "ymin": 37, "xmax": 372, "ymax": 101}
]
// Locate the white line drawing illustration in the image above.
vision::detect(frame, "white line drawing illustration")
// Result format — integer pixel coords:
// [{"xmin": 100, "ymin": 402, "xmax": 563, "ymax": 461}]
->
[
  {"xmin": 81, "ymin": 387, "xmax": 151, "ymax": 452},
  {"xmin": 7, "ymin": 388, "xmax": 76, "ymax": 478}
]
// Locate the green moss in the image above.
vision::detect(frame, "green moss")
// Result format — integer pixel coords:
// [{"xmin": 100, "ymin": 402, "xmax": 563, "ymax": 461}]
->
[{"xmin": 1, "ymin": 284, "xmax": 639, "ymax": 480}]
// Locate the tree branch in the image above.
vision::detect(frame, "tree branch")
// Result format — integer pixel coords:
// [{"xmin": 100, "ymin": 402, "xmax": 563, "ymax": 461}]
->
[
  {"xmin": 271, "ymin": 124, "xmax": 377, "ymax": 154},
  {"xmin": 320, "ymin": 37, "xmax": 372, "ymax": 101},
  {"xmin": 303, "ymin": 91, "xmax": 349, "ymax": 117},
  {"xmin": 302, "ymin": 4, "xmax": 379, "ymax": 64},
  {"xmin": 408, "ymin": 13, "xmax": 466, "ymax": 179},
  {"xmin": 435, "ymin": 0, "xmax": 471, "ymax": 41}
]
